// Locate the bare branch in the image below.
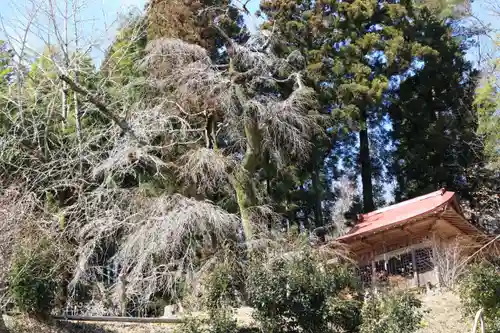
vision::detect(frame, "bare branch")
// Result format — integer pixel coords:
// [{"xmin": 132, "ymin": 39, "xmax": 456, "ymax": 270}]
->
[
  {"xmin": 177, "ymin": 148, "xmax": 234, "ymax": 194},
  {"xmin": 59, "ymin": 74, "xmax": 145, "ymax": 145}
]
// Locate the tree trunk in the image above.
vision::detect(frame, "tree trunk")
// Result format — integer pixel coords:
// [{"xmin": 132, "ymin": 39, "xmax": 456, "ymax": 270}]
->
[
  {"xmin": 311, "ymin": 146, "xmax": 323, "ymax": 227},
  {"xmin": 359, "ymin": 113, "xmax": 374, "ymax": 213},
  {"xmin": 235, "ymin": 120, "xmax": 260, "ymax": 241},
  {"xmin": 395, "ymin": 162, "xmax": 404, "ymax": 203},
  {"xmin": 235, "ymin": 172, "xmax": 258, "ymax": 241},
  {"xmin": 233, "ymin": 85, "xmax": 260, "ymax": 241}
]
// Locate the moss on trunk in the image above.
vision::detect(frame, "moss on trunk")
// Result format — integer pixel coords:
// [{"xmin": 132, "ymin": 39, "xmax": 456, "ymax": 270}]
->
[
  {"xmin": 235, "ymin": 119, "xmax": 261, "ymax": 241},
  {"xmin": 232, "ymin": 85, "xmax": 261, "ymax": 242}
]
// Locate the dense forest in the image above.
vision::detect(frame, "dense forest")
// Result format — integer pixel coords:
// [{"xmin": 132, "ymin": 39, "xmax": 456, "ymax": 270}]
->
[{"xmin": 0, "ymin": 0, "xmax": 498, "ymax": 331}]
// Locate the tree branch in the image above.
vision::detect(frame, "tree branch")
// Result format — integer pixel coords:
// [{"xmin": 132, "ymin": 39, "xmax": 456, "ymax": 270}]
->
[
  {"xmin": 59, "ymin": 74, "xmax": 146, "ymax": 145},
  {"xmin": 211, "ymin": 23, "xmax": 235, "ymax": 49}
]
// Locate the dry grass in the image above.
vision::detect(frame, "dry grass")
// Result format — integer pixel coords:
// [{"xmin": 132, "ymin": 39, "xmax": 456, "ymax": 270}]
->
[{"xmin": 417, "ymin": 290, "xmax": 471, "ymax": 333}]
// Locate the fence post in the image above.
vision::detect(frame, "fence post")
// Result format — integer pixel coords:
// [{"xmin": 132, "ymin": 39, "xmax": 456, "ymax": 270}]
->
[
  {"xmin": 471, "ymin": 308, "xmax": 485, "ymax": 333},
  {"xmin": 0, "ymin": 315, "xmax": 8, "ymax": 333}
]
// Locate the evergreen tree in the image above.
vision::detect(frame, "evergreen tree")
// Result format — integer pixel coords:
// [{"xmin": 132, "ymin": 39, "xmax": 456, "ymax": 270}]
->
[
  {"xmin": 101, "ymin": 11, "xmax": 148, "ymax": 87},
  {"xmin": 388, "ymin": 9, "xmax": 480, "ymax": 201},
  {"xmin": 474, "ymin": 77, "xmax": 500, "ymax": 168},
  {"xmin": 414, "ymin": 0, "xmax": 472, "ymax": 19},
  {"xmin": 261, "ymin": 0, "xmax": 439, "ymax": 212}
]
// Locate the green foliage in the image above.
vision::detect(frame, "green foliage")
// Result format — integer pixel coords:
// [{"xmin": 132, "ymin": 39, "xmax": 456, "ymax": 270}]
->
[
  {"xmin": 415, "ymin": 0, "xmax": 471, "ymax": 19},
  {"xmin": 207, "ymin": 310, "xmax": 240, "ymax": 333},
  {"xmin": 474, "ymin": 79, "xmax": 500, "ymax": 167},
  {"xmin": 360, "ymin": 290, "xmax": 424, "ymax": 333},
  {"xmin": 0, "ymin": 40, "xmax": 14, "ymax": 135},
  {"xmin": 174, "ymin": 248, "xmax": 248, "ymax": 333},
  {"xmin": 174, "ymin": 255, "xmax": 247, "ymax": 333},
  {"xmin": 0, "ymin": 0, "xmax": 496, "ymax": 319},
  {"xmin": 176, "ymin": 242, "xmax": 428, "ymax": 333},
  {"xmin": 101, "ymin": 11, "xmax": 147, "ymax": 87},
  {"xmin": 389, "ymin": 9, "xmax": 480, "ymax": 201},
  {"xmin": 174, "ymin": 315, "xmax": 207, "ymax": 333},
  {"xmin": 202, "ymin": 253, "xmax": 243, "ymax": 311},
  {"xmin": 246, "ymin": 248, "xmax": 362, "ymax": 333},
  {"xmin": 174, "ymin": 309, "xmax": 241, "ymax": 333},
  {"xmin": 8, "ymin": 239, "xmax": 60, "ymax": 315},
  {"xmin": 0, "ymin": 45, "xmax": 104, "ymax": 190},
  {"xmin": 0, "ymin": 40, "xmax": 13, "ymax": 83},
  {"xmin": 262, "ymin": 0, "xmax": 482, "ymax": 211},
  {"xmin": 459, "ymin": 262, "xmax": 500, "ymax": 332},
  {"xmin": 261, "ymin": 0, "xmax": 466, "ymax": 212}
]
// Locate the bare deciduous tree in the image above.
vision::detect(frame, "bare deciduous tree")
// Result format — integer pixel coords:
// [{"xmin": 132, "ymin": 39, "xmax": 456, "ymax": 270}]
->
[{"xmin": 431, "ymin": 236, "xmax": 473, "ymax": 289}]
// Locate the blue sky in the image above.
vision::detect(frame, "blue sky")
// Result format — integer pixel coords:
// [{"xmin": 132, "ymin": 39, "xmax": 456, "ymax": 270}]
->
[
  {"xmin": 466, "ymin": 0, "xmax": 500, "ymax": 67},
  {"xmin": 0, "ymin": 0, "xmax": 149, "ymax": 63},
  {"xmin": 1, "ymin": 0, "xmax": 498, "ymax": 66}
]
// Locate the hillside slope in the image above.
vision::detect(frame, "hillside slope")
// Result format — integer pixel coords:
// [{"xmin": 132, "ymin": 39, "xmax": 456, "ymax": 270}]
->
[{"xmin": 418, "ymin": 290, "xmax": 471, "ymax": 333}]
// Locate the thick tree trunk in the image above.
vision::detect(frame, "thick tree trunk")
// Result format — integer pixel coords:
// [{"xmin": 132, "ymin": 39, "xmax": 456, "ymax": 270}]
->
[
  {"xmin": 233, "ymin": 85, "xmax": 260, "ymax": 241},
  {"xmin": 235, "ymin": 119, "xmax": 260, "ymax": 241},
  {"xmin": 235, "ymin": 172, "xmax": 258, "ymax": 241},
  {"xmin": 359, "ymin": 113, "xmax": 374, "ymax": 213},
  {"xmin": 395, "ymin": 162, "xmax": 404, "ymax": 203}
]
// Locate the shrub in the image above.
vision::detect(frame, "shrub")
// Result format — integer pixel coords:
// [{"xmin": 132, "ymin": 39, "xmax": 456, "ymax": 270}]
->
[
  {"xmin": 246, "ymin": 247, "xmax": 362, "ymax": 333},
  {"xmin": 459, "ymin": 262, "xmax": 500, "ymax": 332},
  {"xmin": 178, "ymin": 238, "xmax": 425, "ymax": 333},
  {"xmin": 360, "ymin": 290, "xmax": 424, "ymax": 333},
  {"xmin": 202, "ymin": 251, "xmax": 243, "ymax": 311},
  {"xmin": 8, "ymin": 238, "xmax": 61, "ymax": 315},
  {"xmin": 175, "ymin": 251, "xmax": 249, "ymax": 333}
]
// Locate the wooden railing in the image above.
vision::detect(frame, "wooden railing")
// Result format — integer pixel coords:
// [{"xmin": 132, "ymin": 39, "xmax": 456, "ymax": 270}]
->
[{"xmin": 52, "ymin": 315, "xmax": 184, "ymax": 324}]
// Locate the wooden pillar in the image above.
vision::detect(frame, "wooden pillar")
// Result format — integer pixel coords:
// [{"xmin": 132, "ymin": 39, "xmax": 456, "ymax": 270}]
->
[
  {"xmin": 434, "ymin": 256, "xmax": 441, "ymax": 288},
  {"xmin": 118, "ymin": 273, "xmax": 127, "ymax": 317},
  {"xmin": 370, "ymin": 251, "xmax": 376, "ymax": 287},
  {"xmin": 411, "ymin": 247, "xmax": 419, "ymax": 287},
  {"xmin": 432, "ymin": 236, "xmax": 442, "ymax": 287},
  {"xmin": 371, "ymin": 260, "xmax": 377, "ymax": 292}
]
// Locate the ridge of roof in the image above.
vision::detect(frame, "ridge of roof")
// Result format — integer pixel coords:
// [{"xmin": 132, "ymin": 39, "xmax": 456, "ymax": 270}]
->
[{"xmin": 361, "ymin": 188, "xmax": 448, "ymax": 220}]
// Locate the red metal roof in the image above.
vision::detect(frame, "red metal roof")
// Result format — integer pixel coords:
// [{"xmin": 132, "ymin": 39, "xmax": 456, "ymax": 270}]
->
[{"xmin": 337, "ymin": 189, "xmax": 456, "ymax": 242}]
